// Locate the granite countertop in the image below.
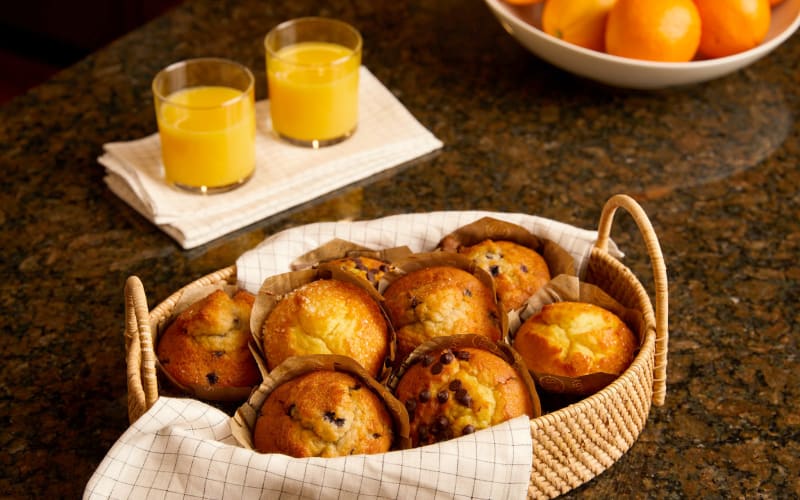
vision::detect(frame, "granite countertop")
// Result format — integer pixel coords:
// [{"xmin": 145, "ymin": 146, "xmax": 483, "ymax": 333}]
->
[{"xmin": 1, "ymin": 0, "xmax": 799, "ymax": 497}]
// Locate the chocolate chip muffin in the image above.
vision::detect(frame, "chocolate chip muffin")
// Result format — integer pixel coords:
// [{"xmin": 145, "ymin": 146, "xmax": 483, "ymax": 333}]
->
[
  {"xmin": 253, "ymin": 370, "xmax": 394, "ymax": 457},
  {"xmin": 394, "ymin": 346, "xmax": 534, "ymax": 447},
  {"xmin": 325, "ymin": 255, "xmax": 392, "ymax": 290},
  {"xmin": 262, "ymin": 279, "xmax": 389, "ymax": 377},
  {"xmin": 459, "ymin": 239, "xmax": 551, "ymax": 313},
  {"xmin": 157, "ymin": 289, "xmax": 260, "ymax": 400},
  {"xmin": 382, "ymin": 266, "xmax": 502, "ymax": 363},
  {"xmin": 513, "ymin": 301, "xmax": 636, "ymax": 378}
]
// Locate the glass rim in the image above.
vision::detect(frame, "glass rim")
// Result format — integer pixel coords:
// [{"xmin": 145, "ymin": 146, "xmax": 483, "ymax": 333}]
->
[
  {"xmin": 264, "ymin": 17, "xmax": 363, "ymax": 68},
  {"xmin": 152, "ymin": 57, "xmax": 255, "ymax": 109}
]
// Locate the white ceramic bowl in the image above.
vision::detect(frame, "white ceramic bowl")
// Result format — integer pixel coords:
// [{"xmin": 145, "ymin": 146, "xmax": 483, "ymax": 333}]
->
[{"xmin": 485, "ymin": 0, "xmax": 800, "ymax": 89}]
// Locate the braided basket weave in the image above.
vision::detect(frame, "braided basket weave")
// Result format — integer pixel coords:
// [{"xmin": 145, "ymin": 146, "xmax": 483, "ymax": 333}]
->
[{"xmin": 124, "ymin": 194, "xmax": 668, "ymax": 499}]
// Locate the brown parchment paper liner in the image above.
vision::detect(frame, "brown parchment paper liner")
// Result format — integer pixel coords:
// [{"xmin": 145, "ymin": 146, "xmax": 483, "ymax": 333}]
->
[
  {"xmin": 387, "ymin": 333, "xmax": 542, "ymax": 420},
  {"xmin": 510, "ymin": 274, "xmax": 646, "ymax": 397},
  {"xmin": 154, "ymin": 282, "xmax": 261, "ymax": 403},
  {"xmin": 437, "ymin": 216, "xmax": 577, "ymax": 324},
  {"xmin": 231, "ymin": 354, "xmax": 412, "ymax": 453},
  {"xmin": 377, "ymin": 251, "xmax": 508, "ymax": 358},
  {"xmin": 290, "ymin": 238, "xmax": 413, "ymax": 271},
  {"xmin": 249, "ymin": 267, "xmax": 395, "ymax": 382}
]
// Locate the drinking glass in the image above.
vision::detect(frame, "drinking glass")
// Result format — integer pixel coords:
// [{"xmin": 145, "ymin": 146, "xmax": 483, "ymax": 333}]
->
[
  {"xmin": 153, "ymin": 57, "xmax": 256, "ymax": 193},
  {"xmin": 265, "ymin": 17, "xmax": 362, "ymax": 148}
]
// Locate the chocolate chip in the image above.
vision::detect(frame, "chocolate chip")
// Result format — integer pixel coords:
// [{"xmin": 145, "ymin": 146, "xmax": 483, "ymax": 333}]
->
[
  {"xmin": 437, "ymin": 390, "xmax": 449, "ymax": 403},
  {"xmin": 206, "ymin": 372, "xmax": 218, "ymax": 385},
  {"xmin": 353, "ymin": 258, "xmax": 367, "ymax": 271},
  {"xmin": 411, "ymin": 296, "xmax": 421, "ymax": 309},
  {"xmin": 421, "ymin": 354, "xmax": 435, "ymax": 367},
  {"xmin": 419, "ymin": 389, "xmax": 431, "ymax": 403},
  {"xmin": 286, "ymin": 403, "xmax": 297, "ymax": 417},
  {"xmin": 449, "ymin": 379, "xmax": 462, "ymax": 391},
  {"xmin": 462, "ymin": 424, "xmax": 475, "ymax": 435},
  {"xmin": 405, "ymin": 399, "xmax": 417, "ymax": 414},
  {"xmin": 489, "ymin": 265, "xmax": 500, "ymax": 276},
  {"xmin": 454, "ymin": 350, "xmax": 471, "ymax": 361},
  {"xmin": 350, "ymin": 383, "xmax": 362, "ymax": 391},
  {"xmin": 418, "ymin": 424, "xmax": 430, "ymax": 442},
  {"xmin": 323, "ymin": 411, "xmax": 346, "ymax": 427},
  {"xmin": 463, "ymin": 288, "xmax": 472, "ymax": 297},
  {"xmin": 433, "ymin": 415, "xmax": 449, "ymax": 433},
  {"xmin": 372, "ymin": 433, "xmax": 382, "ymax": 439},
  {"xmin": 212, "ymin": 351, "xmax": 225, "ymax": 358},
  {"xmin": 455, "ymin": 388, "xmax": 472, "ymax": 407},
  {"xmin": 430, "ymin": 362, "xmax": 443, "ymax": 375},
  {"xmin": 440, "ymin": 351, "xmax": 454, "ymax": 365},
  {"xmin": 379, "ymin": 264, "xmax": 390, "ymax": 272},
  {"xmin": 520, "ymin": 264, "xmax": 528, "ymax": 273},
  {"xmin": 366, "ymin": 269, "xmax": 378, "ymax": 283}
]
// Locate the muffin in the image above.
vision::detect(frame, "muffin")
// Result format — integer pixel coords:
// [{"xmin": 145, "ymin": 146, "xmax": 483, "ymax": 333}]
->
[
  {"xmin": 394, "ymin": 346, "xmax": 534, "ymax": 447},
  {"xmin": 324, "ymin": 255, "xmax": 392, "ymax": 289},
  {"xmin": 156, "ymin": 289, "xmax": 260, "ymax": 399},
  {"xmin": 253, "ymin": 370, "xmax": 394, "ymax": 457},
  {"xmin": 513, "ymin": 301, "xmax": 636, "ymax": 378},
  {"xmin": 382, "ymin": 266, "xmax": 502, "ymax": 362},
  {"xmin": 261, "ymin": 279, "xmax": 389, "ymax": 377},
  {"xmin": 458, "ymin": 239, "xmax": 551, "ymax": 313}
]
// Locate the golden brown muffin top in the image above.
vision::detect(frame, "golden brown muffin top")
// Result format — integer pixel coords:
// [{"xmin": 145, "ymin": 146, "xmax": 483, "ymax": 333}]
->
[
  {"xmin": 382, "ymin": 266, "xmax": 502, "ymax": 362},
  {"xmin": 513, "ymin": 301, "xmax": 636, "ymax": 378},
  {"xmin": 394, "ymin": 347, "xmax": 533, "ymax": 447},
  {"xmin": 459, "ymin": 239, "xmax": 551, "ymax": 312},
  {"xmin": 325, "ymin": 256, "xmax": 391, "ymax": 289},
  {"xmin": 262, "ymin": 279, "xmax": 389, "ymax": 376},
  {"xmin": 156, "ymin": 289, "xmax": 260, "ymax": 395},
  {"xmin": 253, "ymin": 370, "xmax": 394, "ymax": 457}
]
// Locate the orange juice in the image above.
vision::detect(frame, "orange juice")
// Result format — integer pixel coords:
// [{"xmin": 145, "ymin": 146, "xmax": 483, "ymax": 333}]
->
[
  {"xmin": 267, "ymin": 41, "xmax": 360, "ymax": 144},
  {"xmin": 157, "ymin": 85, "xmax": 255, "ymax": 190}
]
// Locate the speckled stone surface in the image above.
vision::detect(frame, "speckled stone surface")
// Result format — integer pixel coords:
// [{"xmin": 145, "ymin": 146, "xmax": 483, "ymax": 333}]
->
[{"xmin": 1, "ymin": 0, "xmax": 799, "ymax": 497}]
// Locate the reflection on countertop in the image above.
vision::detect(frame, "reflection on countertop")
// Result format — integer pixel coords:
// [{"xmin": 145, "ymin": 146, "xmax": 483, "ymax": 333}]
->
[{"xmin": 1, "ymin": 0, "xmax": 799, "ymax": 498}]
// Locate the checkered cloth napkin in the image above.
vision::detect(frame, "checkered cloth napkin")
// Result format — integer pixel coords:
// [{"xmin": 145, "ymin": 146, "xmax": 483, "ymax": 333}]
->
[
  {"xmin": 84, "ymin": 398, "xmax": 533, "ymax": 500},
  {"xmin": 99, "ymin": 67, "xmax": 443, "ymax": 250}
]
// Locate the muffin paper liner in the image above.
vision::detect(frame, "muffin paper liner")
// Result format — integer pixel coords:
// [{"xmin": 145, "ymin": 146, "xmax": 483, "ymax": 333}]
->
[
  {"xmin": 388, "ymin": 333, "xmax": 543, "ymax": 420},
  {"xmin": 154, "ymin": 283, "xmax": 261, "ymax": 404},
  {"xmin": 231, "ymin": 354, "xmax": 412, "ymax": 453},
  {"xmin": 510, "ymin": 274, "xmax": 646, "ymax": 397},
  {"xmin": 250, "ymin": 268, "xmax": 396, "ymax": 381}
]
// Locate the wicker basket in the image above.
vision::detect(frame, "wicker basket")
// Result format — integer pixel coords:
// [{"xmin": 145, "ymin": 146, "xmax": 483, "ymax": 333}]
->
[{"xmin": 124, "ymin": 194, "xmax": 668, "ymax": 499}]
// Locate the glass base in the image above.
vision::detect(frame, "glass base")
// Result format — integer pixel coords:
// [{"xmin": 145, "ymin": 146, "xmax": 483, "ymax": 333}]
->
[
  {"xmin": 276, "ymin": 127, "xmax": 356, "ymax": 149},
  {"xmin": 170, "ymin": 170, "xmax": 254, "ymax": 194}
]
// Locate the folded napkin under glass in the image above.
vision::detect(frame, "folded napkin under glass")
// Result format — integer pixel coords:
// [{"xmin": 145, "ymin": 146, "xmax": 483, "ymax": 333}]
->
[{"xmin": 100, "ymin": 67, "xmax": 443, "ymax": 249}]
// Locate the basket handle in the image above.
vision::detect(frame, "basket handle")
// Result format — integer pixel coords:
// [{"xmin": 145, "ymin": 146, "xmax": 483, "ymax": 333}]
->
[
  {"xmin": 595, "ymin": 194, "xmax": 668, "ymax": 407},
  {"xmin": 124, "ymin": 276, "xmax": 160, "ymax": 422}
]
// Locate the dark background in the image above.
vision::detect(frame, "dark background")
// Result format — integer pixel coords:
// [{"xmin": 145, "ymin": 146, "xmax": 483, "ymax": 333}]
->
[{"xmin": 0, "ymin": 0, "xmax": 184, "ymax": 103}]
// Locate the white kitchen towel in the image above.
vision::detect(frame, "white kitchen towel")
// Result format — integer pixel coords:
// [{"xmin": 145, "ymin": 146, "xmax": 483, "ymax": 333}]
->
[
  {"xmin": 84, "ymin": 397, "xmax": 534, "ymax": 500},
  {"xmin": 100, "ymin": 66, "xmax": 443, "ymax": 249}
]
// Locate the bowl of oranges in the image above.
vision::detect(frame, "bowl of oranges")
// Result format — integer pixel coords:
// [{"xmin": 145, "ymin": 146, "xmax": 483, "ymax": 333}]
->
[{"xmin": 485, "ymin": 0, "xmax": 800, "ymax": 89}]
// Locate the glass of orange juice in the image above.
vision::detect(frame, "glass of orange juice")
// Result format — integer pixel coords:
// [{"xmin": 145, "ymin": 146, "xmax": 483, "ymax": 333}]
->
[
  {"xmin": 265, "ymin": 17, "xmax": 362, "ymax": 148},
  {"xmin": 152, "ymin": 58, "xmax": 256, "ymax": 193}
]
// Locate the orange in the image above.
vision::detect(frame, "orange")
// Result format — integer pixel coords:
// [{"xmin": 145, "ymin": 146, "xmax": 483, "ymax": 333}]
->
[
  {"xmin": 541, "ymin": 0, "xmax": 618, "ymax": 52},
  {"xmin": 605, "ymin": 0, "xmax": 702, "ymax": 62},
  {"xmin": 694, "ymin": 0, "xmax": 771, "ymax": 58}
]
